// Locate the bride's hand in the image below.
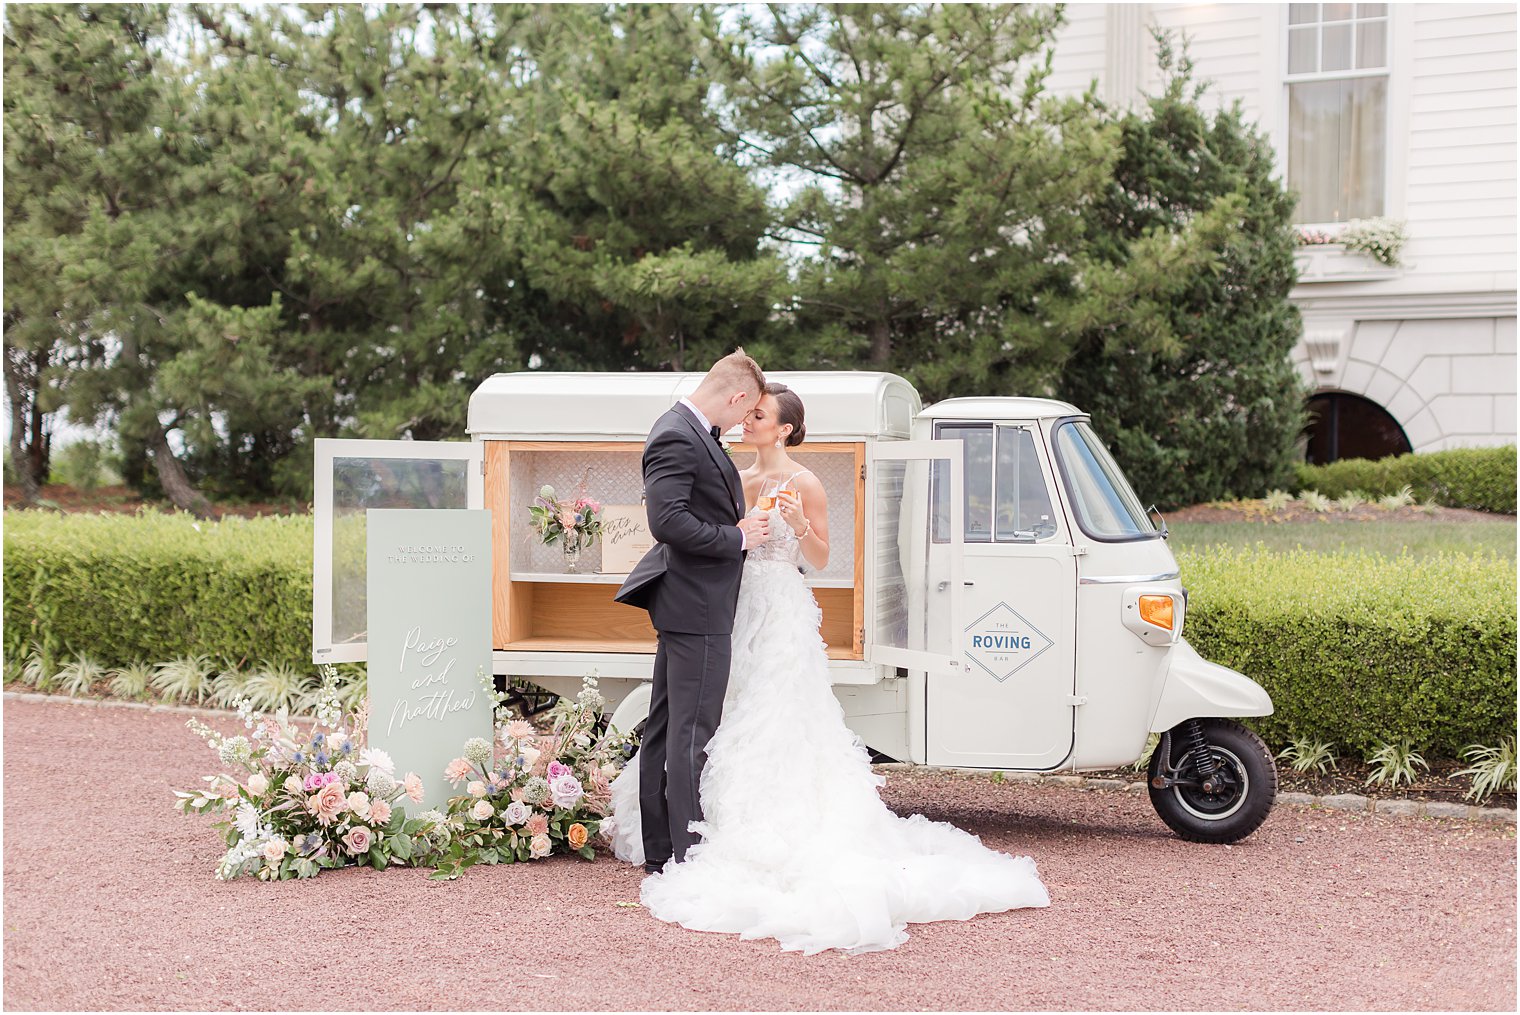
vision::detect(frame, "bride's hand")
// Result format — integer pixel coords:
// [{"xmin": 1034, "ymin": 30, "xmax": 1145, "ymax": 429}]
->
[{"xmin": 777, "ymin": 489, "xmax": 805, "ymax": 533}]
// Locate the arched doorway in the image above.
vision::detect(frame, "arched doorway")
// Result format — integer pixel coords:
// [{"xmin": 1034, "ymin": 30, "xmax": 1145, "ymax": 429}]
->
[{"xmin": 1303, "ymin": 391, "xmax": 1413, "ymax": 464}]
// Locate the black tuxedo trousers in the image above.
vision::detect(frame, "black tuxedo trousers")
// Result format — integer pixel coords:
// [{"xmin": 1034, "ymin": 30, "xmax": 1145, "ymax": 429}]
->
[{"xmin": 614, "ymin": 404, "xmax": 746, "ymax": 865}]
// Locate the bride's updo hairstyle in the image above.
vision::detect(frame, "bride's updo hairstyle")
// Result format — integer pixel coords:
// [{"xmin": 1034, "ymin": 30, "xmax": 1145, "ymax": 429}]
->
[{"xmin": 766, "ymin": 382, "xmax": 806, "ymax": 447}]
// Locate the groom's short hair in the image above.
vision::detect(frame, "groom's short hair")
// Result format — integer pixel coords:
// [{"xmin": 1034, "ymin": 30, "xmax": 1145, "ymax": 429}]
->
[{"xmin": 698, "ymin": 347, "xmax": 766, "ymax": 398}]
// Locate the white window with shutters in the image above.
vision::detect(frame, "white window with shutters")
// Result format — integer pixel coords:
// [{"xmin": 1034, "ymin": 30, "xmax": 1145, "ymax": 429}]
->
[{"xmin": 1285, "ymin": 3, "xmax": 1391, "ymax": 225}]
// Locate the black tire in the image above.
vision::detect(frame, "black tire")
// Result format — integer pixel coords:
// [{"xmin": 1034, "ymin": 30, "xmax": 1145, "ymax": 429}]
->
[{"xmin": 1148, "ymin": 718, "xmax": 1277, "ymax": 844}]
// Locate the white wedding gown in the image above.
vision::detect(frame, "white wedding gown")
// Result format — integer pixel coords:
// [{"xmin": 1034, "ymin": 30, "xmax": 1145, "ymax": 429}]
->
[{"xmin": 608, "ymin": 498, "xmax": 1050, "ymax": 955}]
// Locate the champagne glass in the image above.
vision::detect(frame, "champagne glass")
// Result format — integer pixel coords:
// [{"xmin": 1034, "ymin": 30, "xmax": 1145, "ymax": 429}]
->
[{"xmin": 755, "ymin": 478, "xmax": 781, "ymax": 513}]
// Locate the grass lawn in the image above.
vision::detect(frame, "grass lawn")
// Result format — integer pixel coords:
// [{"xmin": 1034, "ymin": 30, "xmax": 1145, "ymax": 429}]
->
[{"xmin": 1168, "ymin": 518, "xmax": 1516, "ymax": 559}]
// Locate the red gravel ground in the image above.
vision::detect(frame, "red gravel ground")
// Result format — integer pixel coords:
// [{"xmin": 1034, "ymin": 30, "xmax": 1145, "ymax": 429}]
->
[{"xmin": 4, "ymin": 698, "xmax": 1515, "ymax": 1012}]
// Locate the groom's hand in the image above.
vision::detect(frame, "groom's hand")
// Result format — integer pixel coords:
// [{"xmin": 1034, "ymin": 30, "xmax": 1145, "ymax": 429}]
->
[{"xmin": 738, "ymin": 515, "xmax": 772, "ymax": 547}]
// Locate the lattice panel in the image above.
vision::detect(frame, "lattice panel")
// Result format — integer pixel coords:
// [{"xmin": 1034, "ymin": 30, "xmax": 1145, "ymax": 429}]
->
[{"xmin": 506, "ymin": 445, "xmax": 858, "ymax": 582}]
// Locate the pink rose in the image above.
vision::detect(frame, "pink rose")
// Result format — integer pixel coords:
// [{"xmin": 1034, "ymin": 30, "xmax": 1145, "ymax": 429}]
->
[
  {"xmin": 529, "ymin": 833, "xmax": 552, "ymax": 859},
  {"xmin": 444, "ymin": 758, "xmax": 475, "ymax": 784},
  {"xmin": 262, "ymin": 838, "xmax": 288, "ymax": 864},
  {"xmin": 368, "ymin": 799, "xmax": 392, "ymax": 825},
  {"xmin": 467, "ymin": 780, "xmax": 487, "ymax": 799},
  {"xmin": 403, "ymin": 772, "xmax": 424, "ymax": 803},
  {"xmin": 309, "ymin": 782, "xmax": 345, "ymax": 826},
  {"xmin": 322, "ymin": 771, "xmax": 343, "ymax": 787},
  {"xmin": 471, "ymin": 799, "xmax": 494, "ymax": 822},
  {"xmin": 547, "ymin": 761, "xmax": 571, "ymax": 781},
  {"xmin": 342, "ymin": 825, "xmax": 373, "ymax": 855}
]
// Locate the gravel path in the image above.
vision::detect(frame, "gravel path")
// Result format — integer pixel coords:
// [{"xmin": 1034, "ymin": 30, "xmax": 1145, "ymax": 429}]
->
[{"xmin": 4, "ymin": 698, "xmax": 1515, "ymax": 1011}]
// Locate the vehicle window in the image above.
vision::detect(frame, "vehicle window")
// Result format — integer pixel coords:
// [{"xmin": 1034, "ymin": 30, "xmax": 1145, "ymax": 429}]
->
[
  {"xmin": 932, "ymin": 424, "xmax": 993, "ymax": 543},
  {"xmin": 1053, "ymin": 420, "xmax": 1158, "ymax": 541},
  {"xmin": 995, "ymin": 427, "xmax": 1058, "ymax": 541}
]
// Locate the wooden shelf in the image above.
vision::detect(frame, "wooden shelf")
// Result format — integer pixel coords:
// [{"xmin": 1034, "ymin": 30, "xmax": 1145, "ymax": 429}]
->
[
  {"xmin": 486, "ymin": 439, "xmax": 868, "ymax": 662},
  {"xmin": 509, "ymin": 570, "xmax": 855, "ymax": 589},
  {"xmin": 502, "ymin": 637, "xmax": 860, "ymax": 660}
]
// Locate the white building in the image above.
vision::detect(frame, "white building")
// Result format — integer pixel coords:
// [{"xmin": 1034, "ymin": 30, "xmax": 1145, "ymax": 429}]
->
[{"xmin": 1046, "ymin": 2, "xmax": 1516, "ymax": 460}]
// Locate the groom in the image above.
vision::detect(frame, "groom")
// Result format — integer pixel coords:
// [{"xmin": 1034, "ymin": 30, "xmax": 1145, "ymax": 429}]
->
[{"xmin": 614, "ymin": 349, "xmax": 771, "ymax": 872}]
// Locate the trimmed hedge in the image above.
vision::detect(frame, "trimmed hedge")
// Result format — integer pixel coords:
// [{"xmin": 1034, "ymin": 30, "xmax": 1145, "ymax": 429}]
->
[
  {"xmin": 3, "ymin": 510, "xmax": 313, "ymax": 672},
  {"xmin": 5, "ymin": 512, "xmax": 1516, "ymax": 757},
  {"xmin": 1177, "ymin": 547, "xmax": 1516, "ymax": 757},
  {"xmin": 1292, "ymin": 445, "xmax": 1517, "ymax": 514}
]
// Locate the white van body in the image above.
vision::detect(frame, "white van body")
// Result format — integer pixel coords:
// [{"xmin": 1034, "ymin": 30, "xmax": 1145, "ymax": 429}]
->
[{"xmin": 313, "ymin": 370, "xmax": 1271, "ymax": 777}]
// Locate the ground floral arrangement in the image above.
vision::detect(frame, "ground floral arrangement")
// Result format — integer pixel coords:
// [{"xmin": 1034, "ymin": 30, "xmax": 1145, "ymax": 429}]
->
[{"xmin": 174, "ymin": 667, "xmax": 631, "ymax": 881}]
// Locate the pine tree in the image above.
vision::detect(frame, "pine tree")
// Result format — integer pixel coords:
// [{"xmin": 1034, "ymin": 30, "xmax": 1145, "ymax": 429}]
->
[{"xmin": 1057, "ymin": 36, "xmax": 1307, "ymax": 508}]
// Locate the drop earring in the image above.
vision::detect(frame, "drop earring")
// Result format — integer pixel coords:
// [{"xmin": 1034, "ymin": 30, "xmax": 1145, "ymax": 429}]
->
[{"xmin": 775, "ymin": 437, "xmax": 783, "ymax": 449}]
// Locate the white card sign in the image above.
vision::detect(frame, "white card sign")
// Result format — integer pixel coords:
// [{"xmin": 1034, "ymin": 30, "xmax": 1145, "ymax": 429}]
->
[
  {"xmin": 598, "ymin": 504, "xmax": 655, "ymax": 574},
  {"xmin": 365, "ymin": 508, "xmax": 493, "ymax": 811}
]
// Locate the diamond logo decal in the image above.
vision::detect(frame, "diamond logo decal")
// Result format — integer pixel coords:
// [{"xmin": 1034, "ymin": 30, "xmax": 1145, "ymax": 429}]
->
[{"xmin": 964, "ymin": 602, "xmax": 1053, "ymax": 683}]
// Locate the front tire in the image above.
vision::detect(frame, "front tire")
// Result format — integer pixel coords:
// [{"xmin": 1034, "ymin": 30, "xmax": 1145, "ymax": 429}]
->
[{"xmin": 1148, "ymin": 718, "xmax": 1277, "ymax": 844}]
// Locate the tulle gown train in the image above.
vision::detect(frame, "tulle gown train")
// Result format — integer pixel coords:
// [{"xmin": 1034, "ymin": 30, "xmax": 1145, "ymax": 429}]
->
[{"xmin": 608, "ymin": 504, "xmax": 1050, "ymax": 955}]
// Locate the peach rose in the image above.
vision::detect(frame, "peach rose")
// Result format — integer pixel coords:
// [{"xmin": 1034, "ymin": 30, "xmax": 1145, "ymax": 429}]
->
[
  {"xmin": 282, "ymin": 774, "xmax": 305, "ymax": 797},
  {"xmin": 309, "ymin": 782, "xmax": 345, "ymax": 826},
  {"xmin": 529, "ymin": 833, "xmax": 552, "ymax": 859},
  {"xmin": 467, "ymin": 780, "xmax": 487, "ymax": 799},
  {"xmin": 342, "ymin": 825, "xmax": 373, "ymax": 855},
  {"xmin": 262, "ymin": 838, "xmax": 288, "ymax": 864},
  {"xmin": 247, "ymin": 772, "xmax": 269, "ymax": 796},
  {"xmin": 403, "ymin": 772, "xmax": 425, "ymax": 803},
  {"xmin": 471, "ymin": 799, "xmax": 494, "ymax": 822},
  {"xmin": 566, "ymin": 823, "xmax": 589, "ymax": 850},
  {"xmin": 526, "ymin": 813, "xmax": 549, "ymax": 837},
  {"xmin": 347, "ymin": 791, "xmax": 372, "ymax": 820},
  {"xmin": 368, "ymin": 799, "xmax": 392, "ymax": 825}
]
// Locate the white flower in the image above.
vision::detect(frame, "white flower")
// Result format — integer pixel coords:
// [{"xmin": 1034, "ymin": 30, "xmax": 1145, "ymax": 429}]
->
[
  {"xmin": 462, "ymin": 737, "xmax": 493, "ymax": 766},
  {"xmin": 471, "ymin": 799, "xmax": 494, "ymax": 822},
  {"xmin": 247, "ymin": 772, "xmax": 269, "ymax": 795},
  {"xmin": 233, "ymin": 801, "xmax": 261, "ymax": 840},
  {"xmin": 360, "ymin": 748, "xmax": 395, "ymax": 776},
  {"xmin": 467, "ymin": 780, "xmax": 488, "ymax": 799},
  {"xmin": 262, "ymin": 838, "xmax": 289, "ymax": 864},
  {"xmin": 548, "ymin": 773, "xmax": 584, "ymax": 810},
  {"xmin": 365, "ymin": 768, "xmax": 397, "ymax": 797},
  {"xmin": 520, "ymin": 746, "xmax": 541, "ymax": 770},
  {"xmin": 502, "ymin": 801, "xmax": 531, "ymax": 826},
  {"xmin": 347, "ymin": 791, "xmax": 372, "ymax": 820}
]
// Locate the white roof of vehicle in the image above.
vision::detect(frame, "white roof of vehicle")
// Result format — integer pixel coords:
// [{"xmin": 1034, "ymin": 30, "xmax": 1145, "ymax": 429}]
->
[
  {"xmin": 467, "ymin": 370, "xmax": 922, "ymax": 441},
  {"xmin": 920, "ymin": 396, "xmax": 1084, "ymax": 421}
]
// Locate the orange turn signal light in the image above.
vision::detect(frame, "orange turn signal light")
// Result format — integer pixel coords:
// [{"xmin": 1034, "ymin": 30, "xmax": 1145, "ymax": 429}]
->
[{"xmin": 1138, "ymin": 594, "xmax": 1175, "ymax": 631}]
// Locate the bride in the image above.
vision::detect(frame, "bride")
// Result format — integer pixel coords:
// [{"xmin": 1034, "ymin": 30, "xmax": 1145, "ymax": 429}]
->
[{"xmin": 609, "ymin": 382, "xmax": 1050, "ymax": 954}]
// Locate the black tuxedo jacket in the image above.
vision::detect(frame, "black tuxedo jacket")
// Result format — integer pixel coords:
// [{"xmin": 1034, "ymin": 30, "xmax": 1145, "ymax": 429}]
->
[{"xmin": 614, "ymin": 403, "xmax": 746, "ymax": 635}]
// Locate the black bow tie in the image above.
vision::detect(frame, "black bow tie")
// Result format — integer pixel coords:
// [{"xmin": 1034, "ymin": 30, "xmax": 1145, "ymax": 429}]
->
[{"xmin": 709, "ymin": 425, "xmax": 723, "ymax": 444}]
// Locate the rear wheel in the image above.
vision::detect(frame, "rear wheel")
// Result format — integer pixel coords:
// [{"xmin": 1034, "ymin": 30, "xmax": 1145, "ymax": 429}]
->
[{"xmin": 1148, "ymin": 718, "xmax": 1277, "ymax": 844}]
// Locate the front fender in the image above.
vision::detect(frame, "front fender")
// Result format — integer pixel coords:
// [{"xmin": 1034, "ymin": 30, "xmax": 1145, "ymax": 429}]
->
[
  {"xmin": 1149, "ymin": 638, "xmax": 1273, "ymax": 732},
  {"xmin": 607, "ymin": 681, "xmax": 651, "ymax": 737}
]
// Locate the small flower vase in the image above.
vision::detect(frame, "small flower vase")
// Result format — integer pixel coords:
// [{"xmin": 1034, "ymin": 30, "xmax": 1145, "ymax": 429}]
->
[{"xmin": 562, "ymin": 537, "xmax": 582, "ymax": 574}]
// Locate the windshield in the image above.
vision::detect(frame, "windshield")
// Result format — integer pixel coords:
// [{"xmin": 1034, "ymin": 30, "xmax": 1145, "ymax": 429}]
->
[{"xmin": 1053, "ymin": 420, "xmax": 1158, "ymax": 541}]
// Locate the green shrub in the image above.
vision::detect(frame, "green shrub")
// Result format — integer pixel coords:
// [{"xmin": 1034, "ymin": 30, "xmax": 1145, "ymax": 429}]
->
[
  {"xmin": 1293, "ymin": 446, "xmax": 1517, "ymax": 514},
  {"xmin": 1179, "ymin": 547, "xmax": 1517, "ymax": 757},
  {"xmin": 3, "ymin": 509, "xmax": 313, "ymax": 673},
  {"xmin": 7, "ymin": 512, "xmax": 1515, "ymax": 760}
]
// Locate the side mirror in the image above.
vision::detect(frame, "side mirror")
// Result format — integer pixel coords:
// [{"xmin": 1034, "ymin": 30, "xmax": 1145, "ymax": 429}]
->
[{"xmin": 1147, "ymin": 504, "xmax": 1169, "ymax": 540}]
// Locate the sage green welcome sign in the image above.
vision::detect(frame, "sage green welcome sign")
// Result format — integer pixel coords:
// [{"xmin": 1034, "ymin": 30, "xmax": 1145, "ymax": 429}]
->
[{"xmin": 365, "ymin": 509, "xmax": 493, "ymax": 811}]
